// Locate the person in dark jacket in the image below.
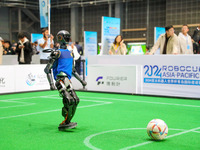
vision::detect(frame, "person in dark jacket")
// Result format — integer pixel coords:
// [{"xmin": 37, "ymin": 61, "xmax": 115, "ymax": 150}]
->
[
  {"xmin": 16, "ymin": 33, "xmax": 33, "ymax": 64},
  {"xmin": 3, "ymin": 40, "xmax": 15, "ymax": 55},
  {"xmin": 191, "ymin": 25, "xmax": 200, "ymax": 54},
  {"xmin": 74, "ymin": 42, "xmax": 83, "ymax": 75}
]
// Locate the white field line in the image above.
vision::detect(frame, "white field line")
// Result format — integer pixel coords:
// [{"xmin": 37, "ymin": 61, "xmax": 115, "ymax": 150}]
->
[
  {"xmin": 0, "ymin": 100, "xmax": 35, "ymax": 109},
  {"xmin": 120, "ymin": 127, "xmax": 200, "ymax": 150},
  {"xmin": 79, "ymin": 96, "xmax": 200, "ymax": 108},
  {"xmin": 0, "ymin": 94, "xmax": 58, "ymax": 102},
  {"xmin": 84, "ymin": 127, "xmax": 200, "ymax": 150},
  {"xmin": 1, "ymin": 94, "xmax": 199, "ymax": 108},
  {"xmin": 0, "ymin": 99, "xmax": 111, "ymax": 120},
  {"xmin": 0, "ymin": 103, "xmax": 35, "ymax": 109},
  {"xmin": 42, "ymin": 96, "xmax": 112, "ymax": 104},
  {"xmin": 84, "ymin": 128, "xmax": 146, "ymax": 150},
  {"xmin": 0, "ymin": 96, "xmax": 43, "ymax": 101}
]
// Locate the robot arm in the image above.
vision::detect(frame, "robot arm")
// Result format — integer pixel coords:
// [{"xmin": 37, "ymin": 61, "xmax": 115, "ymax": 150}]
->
[
  {"xmin": 72, "ymin": 68, "xmax": 87, "ymax": 87},
  {"xmin": 44, "ymin": 50, "xmax": 61, "ymax": 90}
]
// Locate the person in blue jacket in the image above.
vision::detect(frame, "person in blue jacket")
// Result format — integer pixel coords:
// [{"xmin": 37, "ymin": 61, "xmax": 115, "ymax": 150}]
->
[{"xmin": 44, "ymin": 30, "xmax": 86, "ymax": 130}]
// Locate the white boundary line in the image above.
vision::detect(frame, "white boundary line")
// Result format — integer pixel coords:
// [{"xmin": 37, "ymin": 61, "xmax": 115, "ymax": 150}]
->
[
  {"xmin": 120, "ymin": 126, "xmax": 200, "ymax": 150},
  {"xmin": 0, "ymin": 96, "xmax": 43, "ymax": 101},
  {"xmin": 0, "ymin": 100, "xmax": 35, "ymax": 109},
  {"xmin": 79, "ymin": 96, "xmax": 200, "ymax": 108},
  {"xmin": 1, "ymin": 94, "xmax": 199, "ymax": 108},
  {"xmin": 0, "ymin": 103, "xmax": 35, "ymax": 109},
  {"xmin": 0, "ymin": 99, "xmax": 112, "ymax": 120},
  {"xmin": 83, "ymin": 127, "xmax": 200, "ymax": 150}
]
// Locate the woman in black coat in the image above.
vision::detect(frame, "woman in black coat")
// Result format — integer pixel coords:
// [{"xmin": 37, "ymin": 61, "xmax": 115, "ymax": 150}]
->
[{"xmin": 15, "ymin": 33, "xmax": 33, "ymax": 64}]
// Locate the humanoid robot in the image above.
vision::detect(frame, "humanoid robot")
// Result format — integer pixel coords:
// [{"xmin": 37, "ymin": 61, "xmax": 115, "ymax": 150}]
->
[{"xmin": 44, "ymin": 30, "xmax": 86, "ymax": 130}]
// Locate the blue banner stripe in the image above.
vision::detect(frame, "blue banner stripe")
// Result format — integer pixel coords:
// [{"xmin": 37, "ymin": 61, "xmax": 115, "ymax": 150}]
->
[{"xmin": 144, "ymin": 78, "xmax": 200, "ymax": 86}]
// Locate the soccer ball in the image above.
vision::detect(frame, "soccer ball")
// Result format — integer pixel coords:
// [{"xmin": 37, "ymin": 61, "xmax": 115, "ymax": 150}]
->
[{"xmin": 147, "ymin": 119, "xmax": 168, "ymax": 140}]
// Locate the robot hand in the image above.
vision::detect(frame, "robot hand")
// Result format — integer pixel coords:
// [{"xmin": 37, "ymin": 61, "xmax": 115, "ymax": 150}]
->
[{"xmin": 81, "ymin": 80, "xmax": 87, "ymax": 87}]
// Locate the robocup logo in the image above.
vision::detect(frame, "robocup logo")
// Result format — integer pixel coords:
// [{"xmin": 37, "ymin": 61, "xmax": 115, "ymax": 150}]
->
[
  {"xmin": 144, "ymin": 65, "xmax": 200, "ymax": 86},
  {"xmin": 26, "ymin": 73, "xmax": 36, "ymax": 86},
  {"xmin": 0, "ymin": 77, "xmax": 5, "ymax": 87},
  {"xmin": 96, "ymin": 76, "xmax": 127, "ymax": 87}
]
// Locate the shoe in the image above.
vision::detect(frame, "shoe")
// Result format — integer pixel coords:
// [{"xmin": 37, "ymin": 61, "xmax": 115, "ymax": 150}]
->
[{"xmin": 58, "ymin": 122, "xmax": 77, "ymax": 131}]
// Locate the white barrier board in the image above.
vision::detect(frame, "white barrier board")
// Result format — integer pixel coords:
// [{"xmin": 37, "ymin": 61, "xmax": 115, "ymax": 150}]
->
[
  {"xmin": 87, "ymin": 65, "xmax": 140, "ymax": 94},
  {"xmin": 0, "ymin": 65, "xmax": 15, "ymax": 93},
  {"xmin": 15, "ymin": 65, "xmax": 49, "ymax": 92},
  {"xmin": 88, "ymin": 55, "xmax": 200, "ymax": 98},
  {"xmin": 0, "ymin": 65, "xmax": 49, "ymax": 94}
]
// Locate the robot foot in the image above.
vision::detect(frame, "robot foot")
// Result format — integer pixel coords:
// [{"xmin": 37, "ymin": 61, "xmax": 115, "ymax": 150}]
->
[{"xmin": 58, "ymin": 122, "xmax": 77, "ymax": 131}]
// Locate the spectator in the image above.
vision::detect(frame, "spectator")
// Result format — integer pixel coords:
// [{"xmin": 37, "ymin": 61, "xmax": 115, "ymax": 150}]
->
[
  {"xmin": 148, "ymin": 25, "xmax": 179, "ymax": 55},
  {"xmin": 109, "ymin": 35, "xmax": 126, "ymax": 55},
  {"xmin": 32, "ymin": 41, "xmax": 39, "ymax": 55},
  {"xmin": 74, "ymin": 42, "xmax": 83, "ymax": 75},
  {"xmin": 0, "ymin": 37, "xmax": 4, "ymax": 44},
  {"xmin": 11, "ymin": 43, "xmax": 17, "ymax": 54},
  {"xmin": 15, "ymin": 32, "xmax": 33, "ymax": 64},
  {"xmin": 178, "ymin": 25, "xmax": 193, "ymax": 54},
  {"xmin": 67, "ymin": 42, "xmax": 80, "ymax": 62},
  {"xmin": 38, "ymin": 28, "xmax": 54, "ymax": 64},
  {"xmin": 191, "ymin": 24, "xmax": 200, "ymax": 54},
  {"xmin": 3, "ymin": 40, "xmax": 15, "ymax": 55}
]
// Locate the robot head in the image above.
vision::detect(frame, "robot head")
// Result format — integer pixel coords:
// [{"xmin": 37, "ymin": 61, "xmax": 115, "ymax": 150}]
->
[{"xmin": 57, "ymin": 30, "xmax": 71, "ymax": 48}]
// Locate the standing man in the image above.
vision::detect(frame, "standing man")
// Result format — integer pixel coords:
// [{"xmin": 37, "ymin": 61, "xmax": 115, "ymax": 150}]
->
[
  {"xmin": 38, "ymin": 28, "xmax": 54, "ymax": 64},
  {"xmin": 74, "ymin": 42, "xmax": 83, "ymax": 75},
  {"xmin": 178, "ymin": 25, "xmax": 193, "ymax": 54},
  {"xmin": 16, "ymin": 33, "xmax": 33, "ymax": 64},
  {"xmin": 191, "ymin": 25, "xmax": 200, "ymax": 54},
  {"xmin": 148, "ymin": 25, "xmax": 179, "ymax": 55}
]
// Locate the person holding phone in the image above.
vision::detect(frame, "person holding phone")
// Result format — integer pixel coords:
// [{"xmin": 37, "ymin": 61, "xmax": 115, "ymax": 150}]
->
[
  {"xmin": 109, "ymin": 35, "xmax": 127, "ymax": 55},
  {"xmin": 15, "ymin": 32, "xmax": 33, "ymax": 64},
  {"xmin": 38, "ymin": 28, "xmax": 54, "ymax": 64}
]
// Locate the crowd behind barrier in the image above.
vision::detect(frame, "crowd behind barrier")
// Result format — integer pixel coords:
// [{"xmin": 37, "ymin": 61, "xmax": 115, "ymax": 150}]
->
[{"xmin": 0, "ymin": 24, "xmax": 200, "ymax": 65}]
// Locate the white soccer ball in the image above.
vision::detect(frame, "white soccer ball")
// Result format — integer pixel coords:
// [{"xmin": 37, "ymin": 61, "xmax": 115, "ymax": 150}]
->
[{"xmin": 147, "ymin": 119, "xmax": 168, "ymax": 140}]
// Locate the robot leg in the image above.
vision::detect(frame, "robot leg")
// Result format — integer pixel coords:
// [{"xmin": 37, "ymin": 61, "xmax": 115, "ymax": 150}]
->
[
  {"xmin": 55, "ymin": 77, "xmax": 77, "ymax": 130},
  {"xmin": 69, "ymin": 89, "xmax": 80, "ymax": 119}
]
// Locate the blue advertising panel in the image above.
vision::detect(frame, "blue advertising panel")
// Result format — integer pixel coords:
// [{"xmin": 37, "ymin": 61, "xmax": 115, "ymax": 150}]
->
[
  {"xmin": 101, "ymin": 16, "xmax": 120, "ymax": 55},
  {"xmin": 84, "ymin": 31, "xmax": 97, "ymax": 76},
  {"xmin": 39, "ymin": 0, "xmax": 49, "ymax": 28},
  {"xmin": 154, "ymin": 27, "xmax": 165, "ymax": 43},
  {"xmin": 31, "ymin": 33, "xmax": 43, "ymax": 43},
  {"xmin": 84, "ymin": 31, "xmax": 97, "ymax": 56},
  {"xmin": 144, "ymin": 64, "xmax": 200, "ymax": 87},
  {"xmin": 153, "ymin": 27, "xmax": 165, "ymax": 55}
]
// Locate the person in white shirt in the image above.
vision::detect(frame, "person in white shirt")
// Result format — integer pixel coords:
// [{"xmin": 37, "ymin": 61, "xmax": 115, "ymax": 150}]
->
[
  {"xmin": 38, "ymin": 28, "xmax": 54, "ymax": 64},
  {"xmin": 178, "ymin": 24, "xmax": 193, "ymax": 54},
  {"xmin": 67, "ymin": 42, "xmax": 80, "ymax": 65}
]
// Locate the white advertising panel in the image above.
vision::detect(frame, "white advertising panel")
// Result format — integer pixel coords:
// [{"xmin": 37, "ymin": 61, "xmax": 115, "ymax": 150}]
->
[
  {"xmin": 87, "ymin": 65, "xmax": 139, "ymax": 94},
  {"xmin": 15, "ymin": 65, "xmax": 49, "ymax": 92},
  {"xmin": 143, "ymin": 63, "xmax": 200, "ymax": 98},
  {"xmin": 88, "ymin": 55, "xmax": 200, "ymax": 98},
  {"xmin": 0, "ymin": 65, "xmax": 15, "ymax": 94}
]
